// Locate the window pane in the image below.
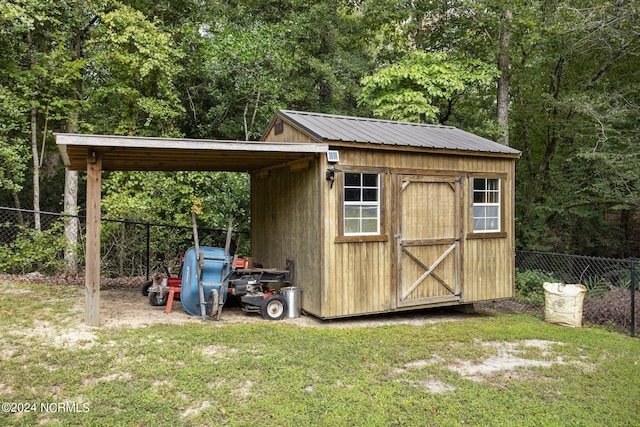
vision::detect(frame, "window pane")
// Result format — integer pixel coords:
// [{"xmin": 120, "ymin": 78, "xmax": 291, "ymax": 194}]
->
[
  {"xmin": 473, "ymin": 191, "xmax": 485, "ymax": 204},
  {"xmin": 344, "ymin": 205, "xmax": 360, "ymax": 218},
  {"xmin": 487, "ymin": 218, "xmax": 499, "ymax": 230},
  {"xmin": 474, "ymin": 218, "xmax": 485, "ymax": 230},
  {"xmin": 487, "ymin": 179, "xmax": 499, "ymax": 190},
  {"xmin": 486, "ymin": 206, "xmax": 499, "ymax": 217},
  {"xmin": 345, "ymin": 219, "xmax": 360, "ymax": 234},
  {"xmin": 474, "ymin": 206, "xmax": 486, "ymax": 218},
  {"xmin": 361, "ymin": 206, "xmax": 378, "ymax": 218},
  {"xmin": 474, "ymin": 179, "xmax": 486, "ymax": 191},
  {"xmin": 363, "ymin": 174, "xmax": 378, "ymax": 187},
  {"xmin": 345, "ymin": 188, "xmax": 361, "ymax": 202},
  {"xmin": 345, "ymin": 173, "xmax": 361, "ymax": 186},
  {"xmin": 363, "ymin": 188, "xmax": 378, "ymax": 202},
  {"xmin": 488, "ymin": 191, "xmax": 499, "ymax": 204},
  {"xmin": 362, "ymin": 218, "xmax": 378, "ymax": 233}
]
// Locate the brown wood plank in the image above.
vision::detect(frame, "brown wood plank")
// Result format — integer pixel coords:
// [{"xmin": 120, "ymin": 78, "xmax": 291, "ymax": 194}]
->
[{"xmin": 85, "ymin": 151, "xmax": 102, "ymax": 327}]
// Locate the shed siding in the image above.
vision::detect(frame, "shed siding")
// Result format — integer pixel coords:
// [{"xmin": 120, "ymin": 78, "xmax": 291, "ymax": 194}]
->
[
  {"xmin": 262, "ymin": 121, "xmax": 318, "ymax": 144},
  {"xmin": 251, "ymin": 159, "xmax": 323, "ymax": 316},
  {"xmin": 324, "ymin": 148, "xmax": 515, "ymax": 317},
  {"xmin": 324, "ymin": 171, "xmax": 392, "ymax": 317}
]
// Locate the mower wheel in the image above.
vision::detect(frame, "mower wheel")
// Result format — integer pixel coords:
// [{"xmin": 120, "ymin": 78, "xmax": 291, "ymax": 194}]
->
[
  {"xmin": 148, "ymin": 291, "xmax": 168, "ymax": 306},
  {"xmin": 260, "ymin": 295, "xmax": 287, "ymax": 321},
  {"xmin": 141, "ymin": 280, "xmax": 153, "ymax": 296}
]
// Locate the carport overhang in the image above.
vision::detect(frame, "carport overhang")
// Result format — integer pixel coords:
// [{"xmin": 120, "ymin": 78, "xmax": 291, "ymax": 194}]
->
[{"xmin": 55, "ymin": 133, "xmax": 328, "ymax": 326}]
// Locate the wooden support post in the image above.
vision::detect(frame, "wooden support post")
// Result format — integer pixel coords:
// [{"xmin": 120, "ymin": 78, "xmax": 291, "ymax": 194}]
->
[{"xmin": 85, "ymin": 150, "xmax": 102, "ymax": 326}]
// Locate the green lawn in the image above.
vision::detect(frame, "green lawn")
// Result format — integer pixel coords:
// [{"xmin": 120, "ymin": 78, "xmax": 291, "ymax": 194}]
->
[{"xmin": 1, "ymin": 281, "xmax": 639, "ymax": 426}]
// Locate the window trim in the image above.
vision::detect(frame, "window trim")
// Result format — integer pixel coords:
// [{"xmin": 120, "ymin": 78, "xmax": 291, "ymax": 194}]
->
[
  {"xmin": 467, "ymin": 174, "xmax": 507, "ymax": 239},
  {"xmin": 335, "ymin": 167, "xmax": 388, "ymax": 243}
]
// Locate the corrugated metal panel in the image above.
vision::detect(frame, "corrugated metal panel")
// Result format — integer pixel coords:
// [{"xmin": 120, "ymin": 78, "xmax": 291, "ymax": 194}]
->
[{"xmin": 278, "ymin": 110, "xmax": 521, "ymax": 156}]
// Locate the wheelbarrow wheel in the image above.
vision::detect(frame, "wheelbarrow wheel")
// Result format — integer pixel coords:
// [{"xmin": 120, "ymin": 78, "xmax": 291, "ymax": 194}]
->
[
  {"xmin": 148, "ymin": 291, "xmax": 168, "ymax": 306},
  {"xmin": 141, "ymin": 280, "xmax": 153, "ymax": 296},
  {"xmin": 260, "ymin": 295, "xmax": 287, "ymax": 321},
  {"xmin": 206, "ymin": 289, "xmax": 219, "ymax": 319}
]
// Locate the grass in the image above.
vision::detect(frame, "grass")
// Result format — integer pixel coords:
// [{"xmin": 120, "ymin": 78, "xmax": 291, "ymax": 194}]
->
[{"xmin": 1, "ymin": 281, "xmax": 640, "ymax": 426}]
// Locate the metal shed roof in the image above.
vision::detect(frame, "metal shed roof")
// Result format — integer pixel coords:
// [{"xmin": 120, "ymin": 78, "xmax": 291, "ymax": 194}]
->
[{"xmin": 275, "ymin": 110, "xmax": 521, "ymax": 157}]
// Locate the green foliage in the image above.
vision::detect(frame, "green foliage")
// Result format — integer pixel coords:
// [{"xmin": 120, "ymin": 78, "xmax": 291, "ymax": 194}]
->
[
  {"xmin": 582, "ymin": 276, "xmax": 609, "ymax": 299},
  {"xmin": 83, "ymin": 5, "xmax": 185, "ymax": 136},
  {"xmin": 359, "ymin": 51, "xmax": 498, "ymax": 124},
  {"xmin": 99, "ymin": 171, "xmax": 251, "ymax": 271},
  {"xmin": 0, "ymin": 220, "xmax": 69, "ymax": 274},
  {"xmin": 180, "ymin": 1, "xmax": 372, "ymax": 140},
  {"xmin": 515, "ymin": 269, "xmax": 559, "ymax": 306},
  {"xmin": 0, "ymin": 0, "xmax": 639, "ymax": 259},
  {"xmin": 185, "ymin": 21, "xmax": 293, "ymax": 139},
  {"xmin": 511, "ymin": 1, "xmax": 640, "ymax": 256},
  {"xmin": 0, "ymin": 136, "xmax": 29, "ymax": 195},
  {"xmin": 101, "ymin": 171, "xmax": 250, "ymax": 230}
]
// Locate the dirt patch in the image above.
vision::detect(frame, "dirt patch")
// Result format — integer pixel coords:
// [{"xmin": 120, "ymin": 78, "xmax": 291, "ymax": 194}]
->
[
  {"xmin": 78, "ymin": 287, "xmax": 474, "ymax": 329},
  {"xmin": 394, "ymin": 339, "xmax": 593, "ymax": 391},
  {"xmin": 417, "ymin": 380, "xmax": 456, "ymax": 393},
  {"xmin": 448, "ymin": 340, "xmax": 564, "ymax": 382}
]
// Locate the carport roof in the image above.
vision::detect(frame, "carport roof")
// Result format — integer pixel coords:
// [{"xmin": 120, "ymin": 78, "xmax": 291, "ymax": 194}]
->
[{"xmin": 55, "ymin": 133, "xmax": 328, "ymax": 172}]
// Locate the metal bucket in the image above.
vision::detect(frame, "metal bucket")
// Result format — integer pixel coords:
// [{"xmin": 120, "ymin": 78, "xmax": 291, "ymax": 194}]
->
[{"xmin": 280, "ymin": 286, "xmax": 302, "ymax": 318}]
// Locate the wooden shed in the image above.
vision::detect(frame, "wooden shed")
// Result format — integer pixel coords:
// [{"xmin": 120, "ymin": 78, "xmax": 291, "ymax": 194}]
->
[
  {"xmin": 253, "ymin": 110, "xmax": 521, "ymax": 319},
  {"xmin": 56, "ymin": 109, "xmax": 520, "ymax": 325}
]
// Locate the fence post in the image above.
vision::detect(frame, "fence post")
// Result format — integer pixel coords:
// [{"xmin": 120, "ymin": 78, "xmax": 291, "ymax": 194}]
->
[
  {"xmin": 632, "ymin": 261, "xmax": 636, "ymax": 338},
  {"xmin": 146, "ymin": 222, "xmax": 150, "ymax": 281}
]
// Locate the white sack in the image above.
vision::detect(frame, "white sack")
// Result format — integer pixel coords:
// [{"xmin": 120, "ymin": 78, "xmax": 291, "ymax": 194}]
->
[{"xmin": 543, "ymin": 282, "xmax": 587, "ymax": 328}]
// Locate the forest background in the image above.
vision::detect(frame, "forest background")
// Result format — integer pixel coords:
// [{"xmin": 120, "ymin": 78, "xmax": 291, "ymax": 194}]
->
[{"xmin": 1, "ymin": 0, "xmax": 638, "ymax": 271}]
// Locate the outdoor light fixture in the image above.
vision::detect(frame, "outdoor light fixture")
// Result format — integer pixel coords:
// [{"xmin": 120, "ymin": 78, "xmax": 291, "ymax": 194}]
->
[{"xmin": 326, "ymin": 167, "xmax": 341, "ymax": 189}]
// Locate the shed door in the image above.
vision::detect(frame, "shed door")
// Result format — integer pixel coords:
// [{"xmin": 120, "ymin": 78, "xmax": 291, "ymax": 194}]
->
[{"xmin": 396, "ymin": 175, "xmax": 462, "ymax": 307}]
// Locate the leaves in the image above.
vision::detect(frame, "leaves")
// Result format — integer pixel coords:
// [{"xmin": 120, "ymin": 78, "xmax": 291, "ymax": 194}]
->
[
  {"xmin": 0, "ymin": 0, "xmax": 638, "ymax": 258},
  {"xmin": 359, "ymin": 51, "xmax": 498, "ymax": 124},
  {"xmin": 83, "ymin": 5, "xmax": 185, "ymax": 136}
]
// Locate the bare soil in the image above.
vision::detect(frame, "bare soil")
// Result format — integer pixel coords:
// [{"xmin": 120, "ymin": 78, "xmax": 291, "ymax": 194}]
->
[
  {"xmin": 3, "ymin": 272, "xmax": 533, "ymax": 329},
  {"xmin": 96, "ymin": 287, "xmax": 476, "ymax": 329}
]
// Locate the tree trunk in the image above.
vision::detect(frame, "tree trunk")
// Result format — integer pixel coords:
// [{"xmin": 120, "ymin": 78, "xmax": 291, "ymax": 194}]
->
[
  {"xmin": 28, "ymin": 28, "xmax": 41, "ymax": 231},
  {"xmin": 63, "ymin": 10, "xmax": 93, "ymax": 274},
  {"xmin": 7, "ymin": 168, "xmax": 24, "ymax": 226},
  {"xmin": 520, "ymin": 56, "xmax": 565, "ymax": 236},
  {"xmin": 64, "ymin": 109, "xmax": 79, "ymax": 272},
  {"xmin": 497, "ymin": 8, "xmax": 512, "ymax": 146}
]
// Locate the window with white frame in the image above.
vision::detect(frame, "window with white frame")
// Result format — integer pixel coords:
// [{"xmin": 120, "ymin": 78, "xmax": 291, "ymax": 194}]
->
[
  {"xmin": 344, "ymin": 172, "xmax": 380, "ymax": 235},
  {"xmin": 473, "ymin": 178, "xmax": 501, "ymax": 232}
]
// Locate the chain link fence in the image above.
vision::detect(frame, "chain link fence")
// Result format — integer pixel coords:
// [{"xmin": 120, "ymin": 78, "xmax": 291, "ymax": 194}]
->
[
  {"xmin": 2, "ymin": 207, "xmax": 639, "ymax": 335},
  {"xmin": 0, "ymin": 207, "xmax": 248, "ymax": 279},
  {"xmin": 516, "ymin": 250, "xmax": 639, "ymax": 336}
]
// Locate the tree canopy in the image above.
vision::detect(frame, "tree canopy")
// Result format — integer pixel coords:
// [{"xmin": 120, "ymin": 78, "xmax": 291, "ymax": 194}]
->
[{"xmin": 0, "ymin": 0, "xmax": 638, "ymax": 257}]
